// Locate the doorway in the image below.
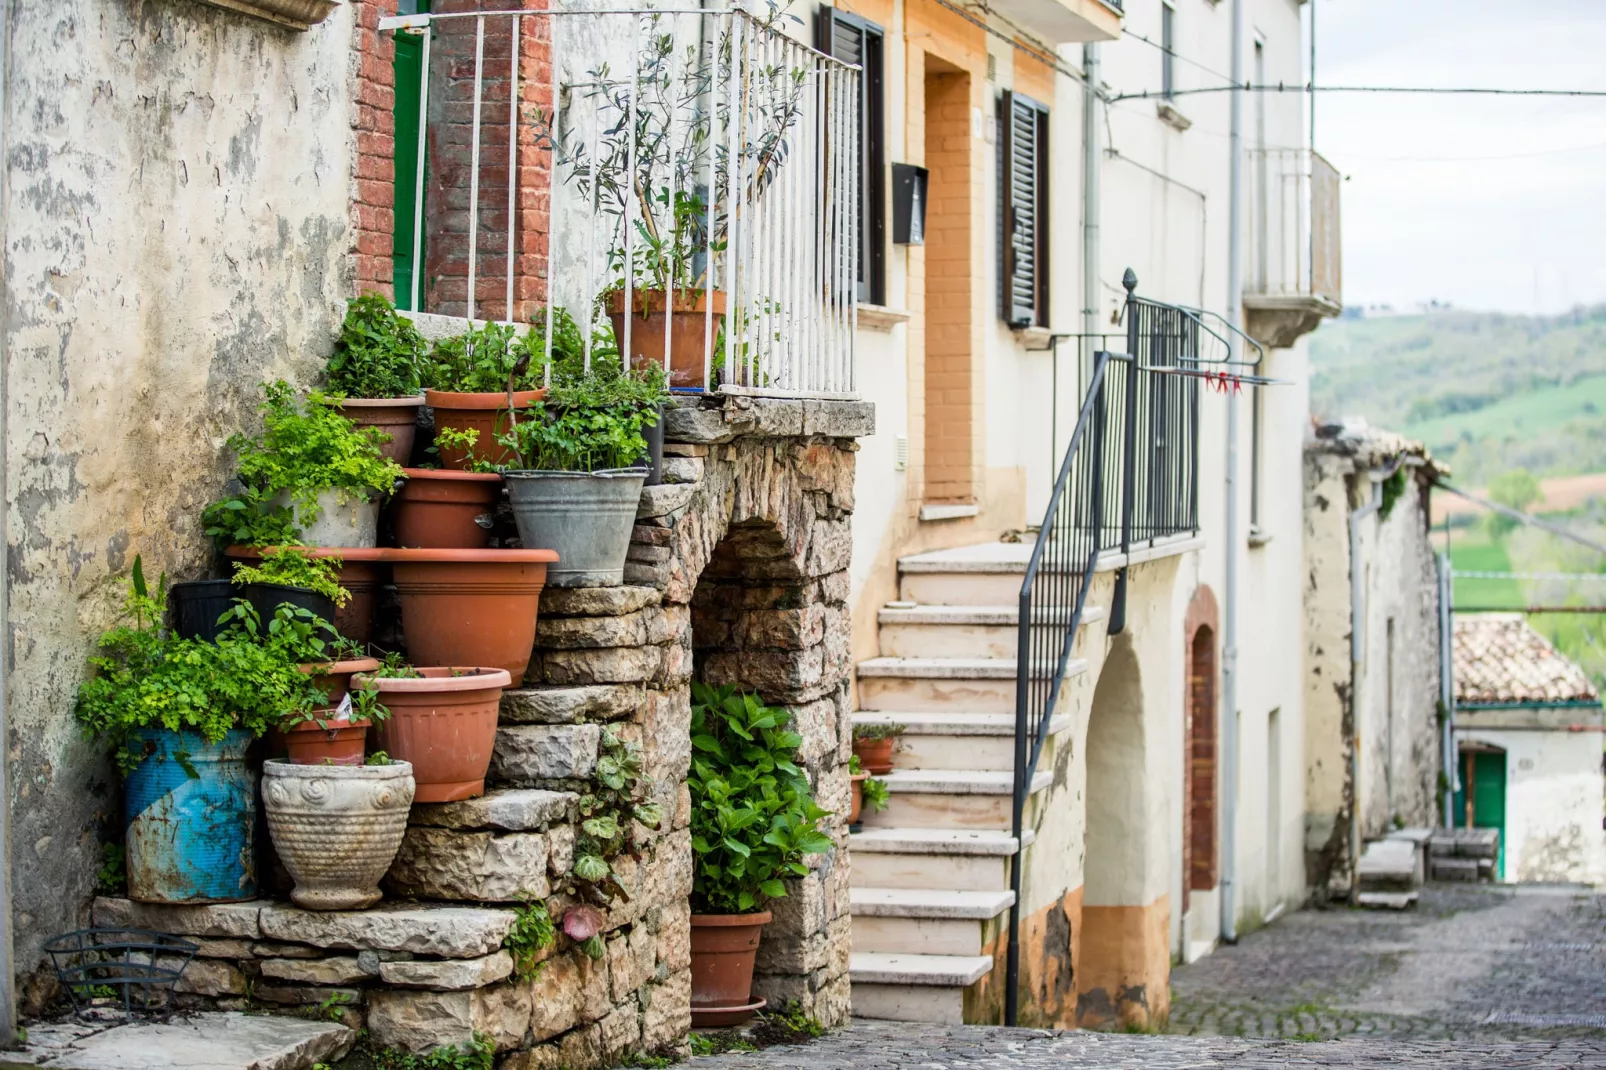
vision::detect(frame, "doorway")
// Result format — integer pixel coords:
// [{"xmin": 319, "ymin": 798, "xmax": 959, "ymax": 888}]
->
[
  {"xmin": 921, "ymin": 60, "xmax": 974, "ymax": 504},
  {"xmin": 1454, "ymin": 746, "xmax": 1507, "ymax": 879}
]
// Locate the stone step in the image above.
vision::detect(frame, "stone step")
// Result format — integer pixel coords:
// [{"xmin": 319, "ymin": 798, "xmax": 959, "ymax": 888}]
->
[
  {"xmin": 1430, "ymin": 857, "xmax": 1481, "ymax": 883},
  {"xmin": 849, "ymin": 827, "xmax": 1031, "ymax": 890},
  {"xmin": 896, "ymin": 544, "xmax": 1030, "ymax": 606},
  {"xmin": 861, "ymin": 769, "xmax": 1052, "ymax": 831},
  {"xmin": 850, "ymin": 887, "xmax": 1013, "ymax": 958},
  {"xmin": 850, "ymin": 952, "xmax": 995, "ymax": 1023},
  {"xmin": 490, "ymin": 724, "xmax": 602, "ymax": 784},
  {"xmin": 877, "ymin": 604, "xmax": 1105, "ymax": 659},
  {"xmin": 411, "ymin": 788, "xmax": 578, "ymax": 832},
  {"xmin": 498, "ymin": 684, "xmax": 641, "ymax": 725},
  {"xmin": 850, "ymin": 711, "xmax": 1071, "ymax": 772},
  {"xmin": 1357, "ymin": 891, "xmax": 1418, "ymax": 911},
  {"xmin": 856, "ymin": 658, "xmax": 1088, "ymax": 714},
  {"xmin": 6, "ymin": 1013, "xmax": 353, "ymax": 1070},
  {"xmin": 1357, "ymin": 839, "xmax": 1419, "ymax": 893}
]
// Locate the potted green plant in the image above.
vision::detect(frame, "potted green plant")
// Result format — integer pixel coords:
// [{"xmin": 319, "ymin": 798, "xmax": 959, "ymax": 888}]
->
[
  {"xmin": 852, "ymin": 722, "xmax": 904, "ymax": 776},
  {"xmin": 74, "ymin": 557, "xmax": 326, "ymax": 904},
  {"xmin": 687, "ymin": 683, "xmax": 832, "ymax": 1027},
  {"xmin": 356, "ymin": 657, "xmax": 513, "ymax": 803},
  {"xmin": 847, "ymin": 754, "xmax": 890, "ymax": 826},
  {"xmin": 211, "ymin": 381, "xmax": 403, "ymax": 548},
  {"xmin": 422, "ymin": 321, "xmax": 545, "ymax": 470},
  {"xmin": 498, "ymin": 356, "xmax": 666, "ymax": 588},
  {"xmin": 324, "ymin": 293, "xmax": 429, "ymax": 465}
]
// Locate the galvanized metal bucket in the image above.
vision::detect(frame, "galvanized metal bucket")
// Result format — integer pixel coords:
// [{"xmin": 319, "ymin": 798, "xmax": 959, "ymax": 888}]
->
[
  {"xmin": 124, "ymin": 728, "xmax": 257, "ymax": 903},
  {"xmin": 503, "ymin": 468, "xmax": 649, "ymax": 588}
]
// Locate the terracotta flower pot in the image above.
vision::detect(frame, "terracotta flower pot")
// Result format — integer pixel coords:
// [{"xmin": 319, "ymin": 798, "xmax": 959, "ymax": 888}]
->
[
  {"xmin": 606, "ymin": 289, "xmax": 727, "ymax": 391},
  {"xmin": 394, "ymin": 468, "xmax": 503, "ymax": 549},
  {"xmin": 853, "ymin": 736, "xmax": 895, "ymax": 776},
  {"xmin": 339, "ymin": 396, "xmax": 425, "ymax": 466},
  {"xmin": 358, "ymin": 667, "xmax": 512, "ymax": 802},
  {"xmin": 689, "ymin": 911, "xmax": 771, "ymax": 1028},
  {"xmin": 282, "ymin": 717, "xmax": 371, "ymax": 766},
  {"xmin": 299, "ymin": 657, "xmax": 382, "ymax": 705},
  {"xmin": 427, "ymin": 389, "xmax": 544, "ymax": 470},
  {"xmin": 386, "ymin": 549, "xmax": 557, "ymax": 681},
  {"xmin": 262, "ymin": 758, "xmax": 415, "ymax": 910},
  {"xmin": 849, "ymin": 771, "xmax": 868, "ymax": 825}
]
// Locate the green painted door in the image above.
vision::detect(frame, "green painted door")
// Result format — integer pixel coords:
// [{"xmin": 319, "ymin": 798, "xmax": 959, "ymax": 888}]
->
[
  {"xmin": 1454, "ymin": 748, "xmax": 1508, "ymax": 879},
  {"xmin": 392, "ymin": 1, "xmax": 430, "ymax": 309}
]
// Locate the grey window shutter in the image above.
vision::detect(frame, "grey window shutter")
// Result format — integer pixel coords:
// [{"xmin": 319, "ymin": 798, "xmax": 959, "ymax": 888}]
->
[{"xmin": 999, "ymin": 91, "xmax": 1047, "ymax": 328}]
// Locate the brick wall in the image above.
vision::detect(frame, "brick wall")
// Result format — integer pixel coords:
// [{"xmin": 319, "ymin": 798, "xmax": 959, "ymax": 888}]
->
[
  {"xmin": 351, "ymin": 0, "xmax": 399, "ymax": 299},
  {"xmin": 921, "ymin": 68, "xmax": 974, "ymax": 503},
  {"xmin": 1187, "ymin": 625, "xmax": 1218, "ymax": 895}
]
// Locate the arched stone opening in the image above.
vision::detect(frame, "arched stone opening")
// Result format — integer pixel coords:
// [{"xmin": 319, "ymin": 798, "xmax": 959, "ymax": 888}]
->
[
  {"xmin": 1077, "ymin": 635, "xmax": 1169, "ymax": 1030},
  {"xmin": 1182, "ymin": 585, "xmax": 1220, "ymax": 911}
]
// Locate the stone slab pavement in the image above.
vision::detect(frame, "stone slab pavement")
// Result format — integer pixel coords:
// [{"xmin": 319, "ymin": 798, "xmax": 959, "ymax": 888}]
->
[{"xmin": 0, "ymin": 1012, "xmax": 353, "ymax": 1070}]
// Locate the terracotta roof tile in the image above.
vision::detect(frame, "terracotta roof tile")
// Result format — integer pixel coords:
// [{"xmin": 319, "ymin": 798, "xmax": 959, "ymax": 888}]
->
[{"xmin": 1453, "ymin": 614, "xmax": 1598, "ymax": 706}]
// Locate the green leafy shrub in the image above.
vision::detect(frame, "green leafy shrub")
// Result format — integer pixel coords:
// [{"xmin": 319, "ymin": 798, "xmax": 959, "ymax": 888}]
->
[
  {"xmin": 75, "ymin": 558, "xmax": 325, "ymax": 773},
  {"xmin": 201, "ymin": 486, "xmax": 300, "ymax": 549},
  {"xmin": 424, "ymin": 321, "xmax": 540, "ymax": 394},
  {"xmin": 557, "ymin": 729, "xmax": 663, "ymax": 945},
  {"xmin": 325, "ymin": 293, "xmax": 427, "ymax": 399},
  {"xmin": 95, "ymin": 842, "xmax": 125, "ymax": 894},
  {"xmin": 499, "ymin": 359, "xmax": 666, "ymax": 472},
  {"xmin": 860, "ymin": 776, "xmax": 890, "ymax": 814},
  {"xmin": 688, "ymin": 683, "xmax": 832, "ymax": 914},
  {"xmin": 505, "ymin": 901, "xmax": 557, "ymax": 980},
  {"xmin": 230, "ymin": 547, "xmax": 349, "ymax": 607},
  {"xmin": 217, "ymin": 381, "xmax": 403, "ymax": 526}
]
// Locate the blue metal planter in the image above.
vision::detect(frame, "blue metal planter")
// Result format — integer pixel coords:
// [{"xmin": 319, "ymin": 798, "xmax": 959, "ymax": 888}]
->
[{"xmin": 124, "ymin": 728, "xmax": 257, "ymax": 903}]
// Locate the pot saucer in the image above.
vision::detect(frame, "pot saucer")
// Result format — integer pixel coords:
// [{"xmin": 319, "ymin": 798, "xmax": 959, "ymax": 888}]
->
[{"xmin": 690, "ymin": 996, "xmax": 766, "ymax": 1029}]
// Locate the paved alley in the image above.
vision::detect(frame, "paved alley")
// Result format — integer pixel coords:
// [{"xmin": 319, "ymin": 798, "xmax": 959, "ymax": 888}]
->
[{"xmin": 688, "ymin": 885, "xmax": 1606, "ymax": 1069}]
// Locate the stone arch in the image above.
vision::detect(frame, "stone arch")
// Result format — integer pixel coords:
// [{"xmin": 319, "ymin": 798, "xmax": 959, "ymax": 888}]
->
[
  {"xmin": 1077, "ymin": 634, "xmax": 1169, "ymax": 1030},
  {"xmin": 1182, "ymin": 585, "xmax": 1220, "ymax": 908}
]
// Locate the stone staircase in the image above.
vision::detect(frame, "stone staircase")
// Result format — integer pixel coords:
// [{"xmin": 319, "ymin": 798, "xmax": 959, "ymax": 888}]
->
[{"xmin": 847, "ymin": 542, "xmax": 1103, "ymax": 1022}]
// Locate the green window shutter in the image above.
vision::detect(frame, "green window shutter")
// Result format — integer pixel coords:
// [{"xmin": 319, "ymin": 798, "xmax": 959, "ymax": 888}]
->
[{"xmin": 392, "ymin": 1, "xmax": 430, "ymax": 309}]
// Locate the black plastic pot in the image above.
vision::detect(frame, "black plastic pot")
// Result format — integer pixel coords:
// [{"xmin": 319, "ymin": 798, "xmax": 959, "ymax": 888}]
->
[
  {"xmin": 169, "ymin": 580, "xmax": 238, "ymax": 642},
  {"xmin": 244, "ymin": 584, "xmax": 337, "ymax": 633},
  {"xmin": 642, "ymin": 403, "xmax": 666, "ymax": 487}
]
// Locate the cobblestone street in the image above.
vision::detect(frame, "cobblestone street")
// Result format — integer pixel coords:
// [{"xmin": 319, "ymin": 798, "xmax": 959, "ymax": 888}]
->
[{"xmin": 689, "ymin": 885, "xmax": 1606, "ymax": 1068}]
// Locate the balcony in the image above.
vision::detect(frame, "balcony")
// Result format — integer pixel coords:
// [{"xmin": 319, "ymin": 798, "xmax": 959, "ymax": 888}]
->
[
  {"xmin": 381, "ymin": 7, "xmax": 860, "ymax": 399},
  {"xmin": 1244, "ymin": 148, "xmax": 1342, "ymax": 348},
  {"xmin": 984, "ymin": 0, "xmax": 1122, "ymax": 45}
]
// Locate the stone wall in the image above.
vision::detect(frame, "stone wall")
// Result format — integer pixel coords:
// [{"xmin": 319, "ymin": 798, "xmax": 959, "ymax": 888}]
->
[{"xmin": 83, "ymin": 395, "xmax": 870, "ymax": 1064}]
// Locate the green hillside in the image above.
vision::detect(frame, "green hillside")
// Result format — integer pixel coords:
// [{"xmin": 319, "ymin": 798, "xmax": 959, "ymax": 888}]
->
[{"xmin": 1309, "ymin": 306, "xmax": 1606, "ymax": 485}]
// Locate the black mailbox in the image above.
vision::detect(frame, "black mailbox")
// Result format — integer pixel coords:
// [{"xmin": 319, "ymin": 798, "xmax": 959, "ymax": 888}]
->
[{"xmin": 891, "ymin": 163, "xmax": 928, "ymax": 245}]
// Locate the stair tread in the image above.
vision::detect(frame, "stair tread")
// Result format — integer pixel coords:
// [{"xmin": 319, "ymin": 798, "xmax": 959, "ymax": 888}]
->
[
  {"xmin": 857, "ymin": 656, "xmax": 1089, "ymax": 680},
  {"xmin": 878, "ymin": 604, "xmax": 1107, "ymax": 626},
  {"xmin": 850, "ymin": 951, "xmax": 995, "ymax": 986},
  {"xmin": 898, "ymin": 543, "xmax": 1032, "ymax": 575},
  {"xmin": 851, "ymin": 711, "xmax": 1072, "ymax": 737},
  {"xmin": 850, "ymin": 887, "xmax": 1015, "ymax": 919},
  {"xmin": 850, "ymin": 827, "xmax": 1035, "ymax": 855},
  {"xmin": 881, "ymin": 768, "xmax": 1053, "ymax": 795}
]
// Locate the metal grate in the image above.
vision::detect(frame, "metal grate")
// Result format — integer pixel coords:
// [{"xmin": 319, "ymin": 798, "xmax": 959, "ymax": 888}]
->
[{"xmin": 45, "ymin": 928, "xmax": 198, "ymax": 1019}]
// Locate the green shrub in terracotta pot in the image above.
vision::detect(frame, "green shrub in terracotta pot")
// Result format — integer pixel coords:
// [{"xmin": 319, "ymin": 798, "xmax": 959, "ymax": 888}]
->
[
  {"xmin": 686, "ymin": 683, "xmax": 831, "ymax": 1026},
  {"xmin": 324, "ymin": 293, "xmax": 429, "ymax": 465}
]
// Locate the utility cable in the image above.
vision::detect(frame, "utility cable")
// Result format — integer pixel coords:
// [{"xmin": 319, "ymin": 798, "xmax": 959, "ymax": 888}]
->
[
  {"xmin": 1435, "ymin": 481, "xmax": 1606, "ymax": 558},
  {"xmin": 923, "ymin": 0, "xmax": 1087, "ymax": 87},
  {"xmin": 1112, "ymin": 83, "xmax": 1606, "ymax": 103},
  {"xmin": 1120, "ymin": 26, "xmax": 1234, "ymax": 85}
]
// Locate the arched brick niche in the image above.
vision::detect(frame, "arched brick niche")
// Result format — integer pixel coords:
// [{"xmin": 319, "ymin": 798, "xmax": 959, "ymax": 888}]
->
[
  {"xmin": 1182, "ymin": 585, "xmax": 1220, "ymax": 906},
  {"xmin": 525, "ymin": 395, "xmax": 874, "ymax": 1042}
]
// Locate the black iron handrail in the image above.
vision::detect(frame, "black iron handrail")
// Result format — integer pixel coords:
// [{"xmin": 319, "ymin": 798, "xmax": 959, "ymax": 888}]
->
[{"xmin": 1004, "ymin": 273, "xmax": 1200, "ymax": 1026}]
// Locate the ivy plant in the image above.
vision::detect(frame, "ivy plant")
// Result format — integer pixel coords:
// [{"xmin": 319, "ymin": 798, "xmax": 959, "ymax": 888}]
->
[
  {"xmin": 75, "ymin": 558, "xmax": 325, "ymax": 773},
  {"xmin": 325, "ymin": 293, "xmax": 427, "ymax": 399},
  {"xmin": 688, "ymin": 683, "xmax": 832, "ymax": 915},
  {"xmin": 498, "ymin": 359, "xmax": 666, "ymax": 473}
]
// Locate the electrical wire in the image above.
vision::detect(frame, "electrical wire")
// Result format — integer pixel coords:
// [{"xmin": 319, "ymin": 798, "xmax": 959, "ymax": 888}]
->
[
  {"xmin": 1112, "ymin": 83, "xmax": 1606, "ymax": 103},
  {"xmin": 1120, "ymin": 27, "xmax": 1234, "ymax": 86},
  {"xmin": 922, "ymin": 0, "xmax": 1087, "ymax": 87}
]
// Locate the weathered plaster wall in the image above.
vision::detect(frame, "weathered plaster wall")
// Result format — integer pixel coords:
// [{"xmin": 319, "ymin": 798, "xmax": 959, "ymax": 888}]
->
[
  {"xmin": 1302, "ymin": 452, "xmax": 1354, "ymax": 896},
  {"xmin": 4, "ymin": 1, "xmax": 358, "ymax": 1005}
]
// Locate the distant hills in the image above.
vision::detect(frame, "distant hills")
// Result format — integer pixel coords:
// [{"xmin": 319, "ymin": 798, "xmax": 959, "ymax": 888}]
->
[{"xmin": 1308, "ymin": 306, "xmax": 1606, "ymax": 487}]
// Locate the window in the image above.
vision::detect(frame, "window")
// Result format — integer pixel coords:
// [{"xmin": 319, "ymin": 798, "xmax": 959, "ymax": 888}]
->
[
  {"xmin": 998, "ymin": 91, "xmax": 1049, "ymax": 329},
  {"xmin": 1249, "ymin": 382, "xmax": 1264, "ymax": 531},
  {"xmin": 817, "ymin": 8, "xmax": 886, "ymax": 306},
  {"xmin": 1161, "ymin": 1, "xmax": 1176, "ymax": 100}
]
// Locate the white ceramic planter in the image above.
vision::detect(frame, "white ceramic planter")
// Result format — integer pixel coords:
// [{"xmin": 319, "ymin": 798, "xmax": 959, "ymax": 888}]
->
[
  {"xmin": 273, "ymin": 487, "xmax": 381, "ymax": 548},
  {"xmin": 262, "ymin": 759, "xmax": 414, "ymax": 910}
]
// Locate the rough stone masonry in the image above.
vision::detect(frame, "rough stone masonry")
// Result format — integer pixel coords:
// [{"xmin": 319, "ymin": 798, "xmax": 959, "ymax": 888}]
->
[{"xmin": 87, "ymin": 394, "xmax": 872, "ymax": 1067}]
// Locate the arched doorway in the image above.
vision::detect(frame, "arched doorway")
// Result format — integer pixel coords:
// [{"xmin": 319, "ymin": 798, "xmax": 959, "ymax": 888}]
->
[
  {"xmin": 1078, "ymin": 636, "xmax": 1169, "ymax": 1030},
  {"xmin": 1181, "ymin": 586, "xmax": 1220, "ymax": 914}
]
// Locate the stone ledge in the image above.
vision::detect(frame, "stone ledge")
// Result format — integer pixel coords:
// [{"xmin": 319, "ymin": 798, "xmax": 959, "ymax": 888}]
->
[
  {"xmin": 257, "ymin": 904, "xmax": 517, "ymax": 958},
  {"xmin": 537, "ymin": 586, "xmax": 661, "ymax": 619},
  {"xmin": 500, "ymin": 685, "xmax": 642, "ymax": 725},
  {"xmin": 411, "ymin": 788, "xmax": 578, "ymax": 831},
  {"xmin": 492, "ymin": 724, "xmax": 603, "ymax": 782},
  {"xmin": 386, "ymin": 827, "xmax": 550, "ymax": 903}
]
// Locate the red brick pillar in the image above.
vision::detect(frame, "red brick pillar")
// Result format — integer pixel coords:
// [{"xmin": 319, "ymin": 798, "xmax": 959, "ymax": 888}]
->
[
  {"xmin": 351, "ymin": 0, "xmax": 399, "ymax": 300},
  {"xmin": 424, "ymin": 1, "xmax": 552, "ymax": 322}
]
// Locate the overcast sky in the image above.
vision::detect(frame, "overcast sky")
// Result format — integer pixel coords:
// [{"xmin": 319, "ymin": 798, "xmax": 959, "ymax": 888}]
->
[{"xmin": 1315, "ymin": 0, "xmax": 1606, "ymax": 314}]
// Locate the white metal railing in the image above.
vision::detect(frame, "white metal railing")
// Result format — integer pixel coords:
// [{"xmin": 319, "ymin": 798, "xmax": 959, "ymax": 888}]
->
[
  {"xmin": 1245, "ymin": 147, "xmax": 1341, "ymax": 308},
  {"xmin": 379, "ymin": 6, "xmax": 860, "ymax": 399}
]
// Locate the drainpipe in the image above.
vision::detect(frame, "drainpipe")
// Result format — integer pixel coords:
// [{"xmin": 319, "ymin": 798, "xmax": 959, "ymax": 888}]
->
[
  {"xmin": 1082, "ymin": 43, "xmax": 1100, "ymax": 381},
  {"xmin": 1438, "ymin": 551, "xmax": 1454, "ymax": 827},
  {"xmin": 1345, "ymin": 458, "xmax": 1404, "ymax": 900},
  {"xmin": 0, "ymin": 0, "xmax": 16, "ymax": 1042},
  {"xmin": 1219, "ymin": 0, "xmax": 1245, "ymax": 946}
]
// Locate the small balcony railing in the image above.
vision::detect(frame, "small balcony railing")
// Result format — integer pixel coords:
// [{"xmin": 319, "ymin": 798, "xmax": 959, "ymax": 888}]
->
[
  {"xmin": 1245, "ymin": 148, "xmax": 1342, "ymax": 310},
  {"xmin": 380, "ymin": 6, "xmax": 860, "ymax": 399}
]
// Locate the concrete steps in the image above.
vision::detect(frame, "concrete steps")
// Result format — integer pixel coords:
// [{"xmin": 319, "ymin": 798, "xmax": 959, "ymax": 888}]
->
[{"xmin": 848, "ymin": 540, "xmax": 1103, "ymax": 1025}]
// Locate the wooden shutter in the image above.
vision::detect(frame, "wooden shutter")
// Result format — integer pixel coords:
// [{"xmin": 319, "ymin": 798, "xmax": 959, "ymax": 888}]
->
[
  {"xmin": 817, "ymin": 7, "xmax": 886, "ymax": 305},
  {"xmin": 999, "ymin": 91, "xmax": 1049, "ymax": 328}
]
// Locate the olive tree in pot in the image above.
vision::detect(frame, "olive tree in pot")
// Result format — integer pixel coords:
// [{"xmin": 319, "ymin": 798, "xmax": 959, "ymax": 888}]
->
[
  {"xmin": 207, "ymin": 381, "xmax": 403, "ymax": 548},
  {"xmin": 74, "ymin": 558, "xmax": 328, "ymax": 904},
  {"xmin": 687, "ymin": 683, "xmax": 832, "ymax": 1027},
  {"xmin": 324, "ymin": 294, "xmax": 428, "ymax": 465},
  {"xmin": 498, "ymin": 356, "xmax": 666, "ymax": 588}
]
